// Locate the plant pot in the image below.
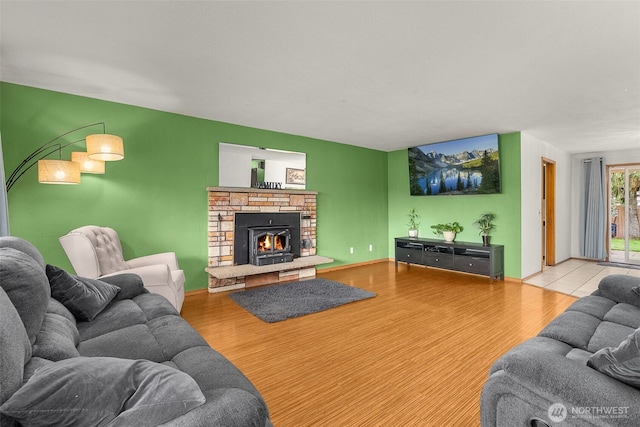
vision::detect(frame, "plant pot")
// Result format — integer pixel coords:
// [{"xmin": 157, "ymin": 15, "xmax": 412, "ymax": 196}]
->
[
  {"xmin": 408, "ymin": 229, "xmax": 418, "ymax": 238},
  {"xmin": 482, "ymin": 235, "xmax": 491, "ymax": 246},
  {"xmin": 443, "ymin": 231, "xmax": 456, "ymax": 242}
]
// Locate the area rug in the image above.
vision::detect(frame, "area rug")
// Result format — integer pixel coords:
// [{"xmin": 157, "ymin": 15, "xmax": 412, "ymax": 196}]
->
[
  {"xmin": 597, "ymin": 262, "xmax": 640, "ymax": 270},
  {"xmin": 228, "ymin": 278, "xmax": 376, "ymax": 323}
]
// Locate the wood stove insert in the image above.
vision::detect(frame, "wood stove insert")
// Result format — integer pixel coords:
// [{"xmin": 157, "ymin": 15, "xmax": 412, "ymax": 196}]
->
[
  {"xmin": 234, "ymin": 212, "xmax": 301, "ymax": 266},
  {"xmin": 249, "ymin": 226, "xmax": 293, "ymax": 266}
]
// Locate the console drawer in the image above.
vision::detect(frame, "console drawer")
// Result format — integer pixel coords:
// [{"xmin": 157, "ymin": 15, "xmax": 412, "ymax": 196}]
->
[
  {"xmin": 396, "ymin": 247, "xmax": 422, "ymax": 264},
  {"xmin": 454, "ymin": 256, "xmax": 490, "ymax": 275},
  {"xmin": 423, "ymin": 252, "xmax": 454, "ymax": 269}
]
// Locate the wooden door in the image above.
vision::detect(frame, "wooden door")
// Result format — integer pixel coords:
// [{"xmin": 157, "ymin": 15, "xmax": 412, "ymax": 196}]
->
[{"xmin": 542, "ymin": 158, "xmax": 556, "ymax": 266}]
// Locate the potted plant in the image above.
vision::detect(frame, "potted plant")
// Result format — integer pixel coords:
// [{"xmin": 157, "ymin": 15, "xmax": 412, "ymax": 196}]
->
[
  {"xmin": 473, "ymin": 213, "xmax": 496, "ymax": 246},
  {"xmin": 407, "ymin": 208, "xmax": 421, "ymax": 238},
  {"xmin": 430, "ymin": 221, "xmax": 463, "ymax": 242}
]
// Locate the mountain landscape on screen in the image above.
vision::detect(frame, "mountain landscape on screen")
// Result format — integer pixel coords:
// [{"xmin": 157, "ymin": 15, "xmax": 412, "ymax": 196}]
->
[{"xmin": 408, "ymin": 134, "xmax": 501, "ymax": 196}]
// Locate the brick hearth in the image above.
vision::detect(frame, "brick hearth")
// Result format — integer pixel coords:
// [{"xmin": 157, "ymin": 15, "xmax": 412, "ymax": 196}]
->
[{"xmin": 206, "ymin": 187, "xmax": 322, "ymax": 291}]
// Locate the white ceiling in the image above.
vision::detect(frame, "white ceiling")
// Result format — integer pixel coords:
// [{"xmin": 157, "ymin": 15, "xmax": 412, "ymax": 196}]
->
[{"xmin": 1, "ymin": 1, "xmax": 639, "ymax": 154}]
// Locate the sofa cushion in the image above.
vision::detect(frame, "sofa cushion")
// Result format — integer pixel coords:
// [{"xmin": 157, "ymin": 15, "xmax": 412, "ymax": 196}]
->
[
  {"xmin": 603, "ymin": 303, "xmax": 640, "ymax": 329},
  {"xmin": 0, "ymin": 236, "xmax": 45, "ymax": 270},
  {"xmin": 22, "ymin": 357, "xmax": 54, "ymax": 384},
  {"xmin": 0, "ymin": 248, "xmax": 50, "ymax": 344},
  {"xmin": 79, "ymin": 324, "xmax": 166, "ymax": 361},
  {"xmin": 164, "ymin": 388, "xmax": 270, "ymax": 427},
  {"xmin": 565, "ymin": 295, "xmax": 616, "ymax": 319},
  {"xmin": 588, "ymin": 328, "xmax": 640, "ymax": 389},
  {"xmin": 46, "ymin": 265, "xmax": 120, "ymax": 321},
  {"xmin": 0, "ymin": 357, "xmax": 206, "ymax": 427},
  {"xmin": 588, "ymin": 321, "xmax": 636, "ymax": 353},
  {"xmin": 0, "ymin": 288, "xmax": 31, "ymax": 410},
  {"xmin": 172, "ymin": 346, "xmax": 266, "ymax": 402},
  {"xmin": 46, "ymin": 298, "xmax": 76, "ymax": 325},
  {"xmin": 566, "ymin": 348, "xmax": 593, "ymax": 364},
  {"xmin": 76, "ymin": 295, "xmax": 172, "ymax": 342},
  {"xmin": 538, "ymin": 310, "xmax": 602, "ymax": 350},
  {"xmin": 78, "ymin": 296, "xmax": 207, "ymax": 362},
  {"xmin": 32, "ymin": 312, "xmax": 80, "ymax": 362},
  {"xmin": 145, "ymin": 315, "xmax": 209, "ymax": 359},
  {"xmin": 596, "ymin": 274, "xmax": 640, "ymax": 306}
]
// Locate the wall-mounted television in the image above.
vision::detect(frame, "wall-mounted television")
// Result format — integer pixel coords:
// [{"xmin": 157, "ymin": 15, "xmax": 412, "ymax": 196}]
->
[{"xmin": 408, "ymin": 134, "xmax": 500, "ymax": 196}]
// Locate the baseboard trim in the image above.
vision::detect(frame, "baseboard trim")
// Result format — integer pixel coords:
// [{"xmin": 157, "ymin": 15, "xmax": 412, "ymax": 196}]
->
[
  {"xmin": 319, "ymin": 259, "xmax": 390, "ymax": 272},
  {"xmin": 185, "ymin": 288, "xmax": 209, "ymax": 297}
]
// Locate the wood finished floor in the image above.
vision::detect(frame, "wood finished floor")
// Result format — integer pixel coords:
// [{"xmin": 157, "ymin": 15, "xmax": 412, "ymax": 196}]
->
[{"xmin": 181, "ymin": 261, "xmax": 577, "ymax": 427}]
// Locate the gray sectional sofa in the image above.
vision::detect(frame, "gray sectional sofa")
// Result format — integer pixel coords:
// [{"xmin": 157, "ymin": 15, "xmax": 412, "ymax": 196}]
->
[
  {"xmin": 481, "ymin": 274, "xmax": 640, "ymax": 427},
  {"xmin": 0, "ymin": 236, "xmax": 273, "ymax": 426}
]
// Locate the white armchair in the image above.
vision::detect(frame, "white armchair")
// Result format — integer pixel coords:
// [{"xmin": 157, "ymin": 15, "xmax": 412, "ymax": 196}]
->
[{"xmin": 59, "ymin": 225, "xmax": 185, "ymax": 312}]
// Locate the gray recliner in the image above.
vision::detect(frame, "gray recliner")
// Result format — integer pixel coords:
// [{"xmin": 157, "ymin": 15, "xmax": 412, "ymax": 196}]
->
[{"xmin": 59, "ymin": 225, "xmax": 185, "ymax": 312}]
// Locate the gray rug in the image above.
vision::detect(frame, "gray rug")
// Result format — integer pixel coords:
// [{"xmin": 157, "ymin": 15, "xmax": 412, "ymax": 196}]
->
[
  {"xmin": 597, "ymin": 262, "xmax": 640, "ymax": 270},
  {"xmin": 229, "ymin": 278, "xmax": 376, "ymax": 323}
]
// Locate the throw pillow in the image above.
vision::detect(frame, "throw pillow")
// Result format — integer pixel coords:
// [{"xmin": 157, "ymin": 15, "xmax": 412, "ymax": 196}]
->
[
  {"xmin": 46, "ymin": 265, "xmax": 120, "ymax": 321},
  {"xmin": 588, "ymin": 327, "xmax": 640, "ymax": 389},
  {"xmin": 99, "ymin": 273, "xmax": 147, "ymax": 301},
  {"xmin": 0, "ymin": 357, "xmax": 206, "ymax": 427}
]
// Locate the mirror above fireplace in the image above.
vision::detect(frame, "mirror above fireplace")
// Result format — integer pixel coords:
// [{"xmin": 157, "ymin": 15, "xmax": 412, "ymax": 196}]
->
[{"xmin": 218, "ymin": 142, "xmax": 306, "ymax": 189}]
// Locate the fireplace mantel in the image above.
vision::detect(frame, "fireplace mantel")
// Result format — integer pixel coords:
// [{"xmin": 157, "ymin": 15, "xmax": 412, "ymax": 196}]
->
[
  {"xmin": 207, "ymin": 186, "xmax": 317, "ymax": 195},
  {"xmin": 206, "ymin": 186, "xmax": 319, "ymax": 291}
]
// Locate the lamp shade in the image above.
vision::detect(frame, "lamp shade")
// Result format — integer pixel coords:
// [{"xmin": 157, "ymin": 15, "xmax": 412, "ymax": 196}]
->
[
  {"xmin": 71, "ymin": 151, "xmax": 106, "ymax": 174},
  {"xmin": 38, "ymin": 160, "xmax": 81, "ymax": 184},
  {"xmin": 86, "ymin": 134, "xmax": 124, "ymax": 161}
]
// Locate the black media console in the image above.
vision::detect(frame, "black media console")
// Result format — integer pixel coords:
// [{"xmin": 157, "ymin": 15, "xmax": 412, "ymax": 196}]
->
[{"xmin": 394, "ymin": 237, "xmax": 504, "ymax": 283}]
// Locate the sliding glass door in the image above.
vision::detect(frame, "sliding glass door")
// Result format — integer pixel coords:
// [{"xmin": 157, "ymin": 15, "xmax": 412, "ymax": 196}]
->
[{"xmin": 609, "ymin": 165, "xmax": 640, "ymax": 264}]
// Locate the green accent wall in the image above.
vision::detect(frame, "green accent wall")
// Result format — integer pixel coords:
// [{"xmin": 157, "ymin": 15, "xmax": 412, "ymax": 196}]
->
[
  {"xmin": 1, "ymin": 82, "xmax": 522, "ymax": 289},
  {"xmin": 387, "ymin": 133, "xmax": 522, "ymax": 278},
  {"xmin": 1, "ymin": 82, "xmax": 389, "ymax": 291}
]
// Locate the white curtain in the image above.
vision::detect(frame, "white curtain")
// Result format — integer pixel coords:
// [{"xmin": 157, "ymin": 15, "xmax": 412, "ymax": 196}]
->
[
  {"xmin": 0, "ymin": 134, "xmax": 10, "ymax": 236},
  {"xmin": 579, "ymin": 157, "xmax": 606, "ymax": 259}
]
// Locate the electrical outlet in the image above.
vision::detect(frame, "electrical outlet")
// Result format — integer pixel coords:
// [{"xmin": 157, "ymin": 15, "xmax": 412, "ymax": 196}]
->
[
  {"xmin": 350, "ymin": 247, "xmax": 354, "ymax": 254},
  {"xmin": 369, "ymin": 244, "xmax": 373, "ymax": 251}
]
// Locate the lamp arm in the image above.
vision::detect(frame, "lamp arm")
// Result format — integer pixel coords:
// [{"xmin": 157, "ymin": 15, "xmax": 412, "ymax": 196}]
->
[
  {"xmin": 5, "ymin": 122, "xmax": 106, "ymax": 192},
  {"xmin": 7, "ymin": 138, "xmax": 84, "ymax": 193}
]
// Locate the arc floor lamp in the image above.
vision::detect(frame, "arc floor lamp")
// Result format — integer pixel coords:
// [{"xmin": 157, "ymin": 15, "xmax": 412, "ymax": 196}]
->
[{"xmin": 5, "ymin": 122, "xmax": 124, "ymax": 192}]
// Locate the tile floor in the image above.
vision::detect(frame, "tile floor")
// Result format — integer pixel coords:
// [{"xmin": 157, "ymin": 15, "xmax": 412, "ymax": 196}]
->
[{"xmin": 524, "ymin": 259, "xmax": 640, "ymax": 298}]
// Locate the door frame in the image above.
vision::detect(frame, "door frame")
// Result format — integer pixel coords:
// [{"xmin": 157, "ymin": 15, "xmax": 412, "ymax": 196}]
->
[{"xmin": 608, "ymin": 163, "xmax": 640, "ymax": 264}]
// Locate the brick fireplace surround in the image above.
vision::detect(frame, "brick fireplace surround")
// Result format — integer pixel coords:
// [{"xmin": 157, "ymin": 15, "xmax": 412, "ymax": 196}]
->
[{"xmin": 206, "ymin": 187, "xmax": 331, "ymax": 292}]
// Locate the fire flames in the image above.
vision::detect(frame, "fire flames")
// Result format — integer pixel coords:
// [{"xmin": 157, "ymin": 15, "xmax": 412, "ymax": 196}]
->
[{"xmin": 258, "ymin": 234, "xmax": 284, "ymax": 252}]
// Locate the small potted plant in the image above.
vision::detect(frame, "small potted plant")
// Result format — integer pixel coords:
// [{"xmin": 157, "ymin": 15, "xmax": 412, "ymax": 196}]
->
[
  {"xmin": 473, "ymin": 213, "xmax": 496, "ymax": 246},
  {"xmin": 407, "ymin": 208, "xmax": 421, "ymax": 238},
  {"xmin": 430, "ymin": 221, "xmax": 463, "ymax": 242}
]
